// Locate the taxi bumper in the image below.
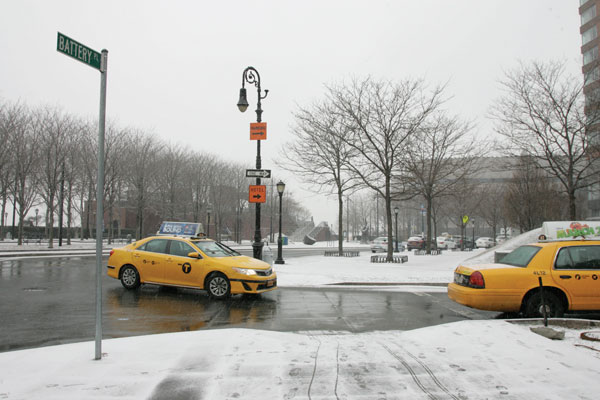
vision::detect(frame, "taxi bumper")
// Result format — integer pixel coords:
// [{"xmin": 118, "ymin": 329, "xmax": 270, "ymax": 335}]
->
[{"xmin": 447, "ymin": 283, "xmax": 523, "ymax": 312}]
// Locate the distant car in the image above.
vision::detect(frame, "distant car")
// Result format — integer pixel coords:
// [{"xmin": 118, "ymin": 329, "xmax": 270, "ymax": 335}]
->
[
  {"xmin": 496, "ymin": 236, "xmax": 509, "ymax": 244},
  {"xmin": 436, "ymin": 236, "xmax": 456, "ymax": 249},
  {"xmin": 448, "ymin": 239, "xmax": 600, "ymax": 317},
  {"xmin": 371, "ymin": 237, "xmax": 404, "ymax": 252},
  {"xmin": 475, "ymin": 237, "xmax": 494, "ymax": 248},
  {"xmin": 407, "ymin": 236, "xmax": 425, "ymax": 250}
]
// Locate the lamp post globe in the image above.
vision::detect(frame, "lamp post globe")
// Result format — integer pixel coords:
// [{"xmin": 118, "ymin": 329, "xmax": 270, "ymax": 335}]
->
[
  {"xmin": 275, "ymin": 181, "xmax": 285, "ymax": 264},
  {"xmin": 237, "ymin": 66, "xmax": 269, "ymax": 260}
]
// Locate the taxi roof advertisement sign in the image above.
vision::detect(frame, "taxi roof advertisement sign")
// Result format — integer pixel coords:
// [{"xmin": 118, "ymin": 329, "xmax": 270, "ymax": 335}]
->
[
  {"xmin": 158, "ymin": 221, "xmax": 203, "ymax": 237},
  {"xmin": 542, "ymin": 221, "xmax": 600, "ymax": 240}
]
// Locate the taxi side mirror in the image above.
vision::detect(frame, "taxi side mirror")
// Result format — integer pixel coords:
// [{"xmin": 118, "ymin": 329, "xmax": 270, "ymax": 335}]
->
[{"xmin": 187, "ymin": 252, "xmax": 201, "ymax": 259}]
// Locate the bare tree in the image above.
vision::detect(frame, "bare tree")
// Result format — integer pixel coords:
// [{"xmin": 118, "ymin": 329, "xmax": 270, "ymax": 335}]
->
[
  {"xmin": 491, "ymin": 60, "xmax": 599, "ymax": 219},
  {"xmin": 504, "ymin": 155, "xmax": 565, "ymax": 232},
  {"xmin": 36, "ymin": 106, "xmax": 73, "ymax": 248},
  {"xmin": 280, "ymin": 100, "xmax": 359, "ymax": 254},
  {"xmin": 328, "ymin": 77, "xmax": 444, "ymax": 260},
  {"xmin": 0, "ymin": 100, "xmax": 16, "ymax": 240},
  {"xmin": 10, "ymin": 105, "xmax": 40, "ymax": 244},
  {"xmin": 125, "ymin": 130, "xmax": 162, "ymax": 239},
  {"xmin": 401, "ymin": 113, "xmax": 480, "ymax": 252}
]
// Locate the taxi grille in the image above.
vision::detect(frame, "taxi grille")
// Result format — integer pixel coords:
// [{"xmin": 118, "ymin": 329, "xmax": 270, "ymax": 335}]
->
[
  {"xmin": 256, "ymin": 268, "xmax": 272, "ymax": 277},
  {"xmin": 257, "ymin": 279, "xmax": 277, "ymax": 290}
]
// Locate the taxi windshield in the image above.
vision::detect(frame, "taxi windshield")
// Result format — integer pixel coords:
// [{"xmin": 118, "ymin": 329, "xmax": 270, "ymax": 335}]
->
[
  {"xmin": 500, "ymin": 245, "xmax": 541, "ymax": 268},
  {"xmin": 191, "ymin": 240, "xmax": 241, "ymax": 258}
]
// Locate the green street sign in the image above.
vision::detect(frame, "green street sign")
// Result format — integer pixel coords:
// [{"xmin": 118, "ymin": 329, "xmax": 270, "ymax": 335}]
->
[{"xmin": 57, "ymin": 32, "xmax": 101, "ymax": 70}]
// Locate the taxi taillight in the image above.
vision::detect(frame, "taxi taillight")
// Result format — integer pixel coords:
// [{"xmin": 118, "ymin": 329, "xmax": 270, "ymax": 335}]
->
[
  {"xmin": 109, "ymin": 250, "xmax": 115, "ymax": 257},
  {"xmin": 468, "ymin": 271, "xmax": 485, "ymax": 288}
]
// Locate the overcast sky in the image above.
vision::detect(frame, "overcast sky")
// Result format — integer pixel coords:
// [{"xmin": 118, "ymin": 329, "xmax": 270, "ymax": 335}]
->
[{"xmin": 0, "ymin": 0, "xmax": 583, "ymax": 226}]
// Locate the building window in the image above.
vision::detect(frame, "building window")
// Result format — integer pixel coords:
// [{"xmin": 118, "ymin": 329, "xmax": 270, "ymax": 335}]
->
[
  {"xmin": 582, "ymin": 5, "xmax": 597, "ymax": 26},
  {"xmin": 586, "ymin": 87, "xmax": 600, "ymax": 105},
  {"xmin": 583, "ymin": 25, "xmax": 598, "ymax": 46},
  {"xmin": 584, "ymin": 46, "xmax": 599, "ymax": 66},
  {"xmin": 585, "ymin": 66, "xmax": 600, "ymax": 85},
  {"xmin": 582, "ymin": 0, "xmax": 592, "ymax": 6}
]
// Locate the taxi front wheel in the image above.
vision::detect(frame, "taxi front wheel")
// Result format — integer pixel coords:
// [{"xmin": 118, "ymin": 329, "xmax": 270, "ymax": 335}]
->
[
  {"xmin": 120, "ymin": 265, "xmax": 141, "ymax": 290},
  {"xmin": 524, "ymin": 291, "xmax": 565, "ymax": 318},
  {"xmin": 206, "ymin": 273, "xmax": 230, "ymax": 299}
]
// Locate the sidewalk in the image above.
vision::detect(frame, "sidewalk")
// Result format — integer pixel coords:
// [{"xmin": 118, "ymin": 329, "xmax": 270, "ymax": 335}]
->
[{"xmin": 1, "ymin": 319, "xmax": 599, "ymax": 399}]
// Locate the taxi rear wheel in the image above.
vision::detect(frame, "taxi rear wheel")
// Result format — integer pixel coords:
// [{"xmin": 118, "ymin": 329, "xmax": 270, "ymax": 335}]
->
[
  {"xmin": 206, "ymin": 273, "xmax": 230, "ymax": 299},
  {"xmin": 120, "ymin": 265, "xmax": 141, "ymax": 290},
  {"xmin": 524, "ymin": 291, "xmax": 565, "ymax": 318}
]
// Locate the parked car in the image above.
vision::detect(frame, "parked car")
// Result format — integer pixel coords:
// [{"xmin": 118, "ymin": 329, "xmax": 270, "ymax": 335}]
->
[
  {"xmin": 496, "ymin": 236, "xmax": 509, "ymax": 244},
  {"xmin": 475, "ymin": 237, "xmax": 494, "ymax": 248},
  {"xmin": 448, "ymin": 239, "xmax": 600, "ymax": 317},
  {"xmin": 107, "ymin": 235, "xmax": 277, "ymax": 299},
  {"xmin": 436, "ymin": 236, "xmax": 456, "ymax": 250},
  {"xmin": 407, "ymin": 236, "xmax": 425, "ymax": 250},
  {"xmin": 371, "ymin": 237, "xmax": 404, "ymax": 252}
]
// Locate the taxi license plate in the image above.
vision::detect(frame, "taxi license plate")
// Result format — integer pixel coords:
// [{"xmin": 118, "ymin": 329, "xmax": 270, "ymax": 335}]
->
[{"xmin": 267, "ymin": 280, "xmax": 275, "ymax": 287}]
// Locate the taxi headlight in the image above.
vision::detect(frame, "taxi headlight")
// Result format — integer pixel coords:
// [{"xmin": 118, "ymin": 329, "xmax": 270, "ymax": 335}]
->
[{"xmin": 232, "ymin": 267, "xmax": 257, "ymax": 276}]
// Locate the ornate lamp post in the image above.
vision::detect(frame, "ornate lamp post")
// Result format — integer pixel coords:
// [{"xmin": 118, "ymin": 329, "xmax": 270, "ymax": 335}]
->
[
  {"xmin": 206, "ymin": 204, "xmax": 213, "ymax": 238},
  {"xmin": 394, "ymin": 206, "xmax": 399, "ymax": 252},
  {"xmin": 237, "ymin": 66, "xmax": 269, "ymax": 260},
  {"xmin": 35, "ymin": 208, "xmax": 39, "ymax": 227},
  {"xmin": 275, "ymin": 181, "xmax": 285, "ymax": 264}
]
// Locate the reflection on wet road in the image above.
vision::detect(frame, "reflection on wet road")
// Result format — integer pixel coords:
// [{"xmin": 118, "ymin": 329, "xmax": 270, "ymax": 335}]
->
[{"xmin": 2, "ymin": 256, "xmax": 497, "ymax": 352}]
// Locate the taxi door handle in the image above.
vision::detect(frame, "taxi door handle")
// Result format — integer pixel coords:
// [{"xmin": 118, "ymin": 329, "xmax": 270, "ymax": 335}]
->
[{"xmin": 559, "ymin": 275, "xmax": 572, "ymax": 279}]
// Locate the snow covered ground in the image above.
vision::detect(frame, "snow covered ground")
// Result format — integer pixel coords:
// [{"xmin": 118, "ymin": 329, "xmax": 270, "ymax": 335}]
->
[{"xmin": 2, "ymin": 229, "xmax": 600, "ymax": 399}]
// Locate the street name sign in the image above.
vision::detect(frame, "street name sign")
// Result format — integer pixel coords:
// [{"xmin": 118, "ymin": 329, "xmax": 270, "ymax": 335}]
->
[
  {"xmin": 246, "ymin": 169, "xmax": 271, "ymax": 178},
  {"xmin": 249, "ymin": 185, "xmax": 266, "ymax": 203},
  {"xmin": 57, "ymin": 32, "xmax": 102, "ymax": 70},
  {"xmin": 250, "ymin": 122, "xmax": 267, "ymax": 140}
]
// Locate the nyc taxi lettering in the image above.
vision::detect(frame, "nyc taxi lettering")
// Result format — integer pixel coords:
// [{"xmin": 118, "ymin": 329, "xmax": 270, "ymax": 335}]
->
[{"xmin": 533, "ymin": 270, "xmax": 546, "ymax": 276}]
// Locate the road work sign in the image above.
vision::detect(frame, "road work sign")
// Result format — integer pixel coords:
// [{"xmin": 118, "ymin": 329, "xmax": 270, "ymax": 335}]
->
[
  {"xmin": 249, "ymin": 185, "xmax": 266, "ymax": 203},
  {"xmin": 250, "ymin": 122, "xmax": 267, "ymax": 140}
]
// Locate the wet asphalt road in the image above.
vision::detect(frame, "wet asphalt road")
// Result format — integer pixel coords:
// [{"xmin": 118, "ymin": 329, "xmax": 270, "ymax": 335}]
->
[{"xmin": 0, "ymin": 256, "xmax": 499, "ymax": 352}]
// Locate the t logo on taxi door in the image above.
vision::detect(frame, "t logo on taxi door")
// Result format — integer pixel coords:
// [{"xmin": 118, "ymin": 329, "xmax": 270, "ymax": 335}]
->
[{"xmin": 182, "ymin": 263, "xmax": 192, "ymax": 274}]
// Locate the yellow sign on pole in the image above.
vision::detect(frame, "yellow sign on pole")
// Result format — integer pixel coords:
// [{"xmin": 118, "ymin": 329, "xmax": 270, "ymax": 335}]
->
[{"xmin": 462, "ymin": 215, "xmax": 469, "ymax": 225}]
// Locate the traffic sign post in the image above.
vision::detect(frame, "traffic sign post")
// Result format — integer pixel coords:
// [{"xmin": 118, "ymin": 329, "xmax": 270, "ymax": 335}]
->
[
  {"xmin": 57, "ymin": 32, "xmax": 107, "ymax": 361},
  {"xmin": 249, "ymin": 185, "xmax": 267, "ymax": 203},
  {"xmin": 246, "ymin": 169, "xmax": 271, "ymax": 178}
]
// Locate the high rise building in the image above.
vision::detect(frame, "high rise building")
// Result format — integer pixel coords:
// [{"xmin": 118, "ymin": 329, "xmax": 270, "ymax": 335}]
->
[{"xmin": 580, "ymin": 0, "xmax": 600, "ymax": 219}]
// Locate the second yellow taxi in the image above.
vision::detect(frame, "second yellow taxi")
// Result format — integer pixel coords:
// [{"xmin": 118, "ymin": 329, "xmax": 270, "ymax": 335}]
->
[{"xmin": 448, "ymin": 239, "xmax": 600, "ymax": 317}]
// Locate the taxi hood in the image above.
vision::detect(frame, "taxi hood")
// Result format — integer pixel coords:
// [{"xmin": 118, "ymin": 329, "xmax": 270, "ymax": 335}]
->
[{"xmin": 210, "ymin": 255, "xmax": 271, "ymax": 270}]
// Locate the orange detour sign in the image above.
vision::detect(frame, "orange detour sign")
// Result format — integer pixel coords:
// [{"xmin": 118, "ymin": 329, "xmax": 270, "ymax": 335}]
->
[
  {"xmin": 250, "ymin": 122, "xmax": 267, "ymax": 140},
  {"xmin": 249, "ymin": 185, "xmax": 266, "ymax": 203}
]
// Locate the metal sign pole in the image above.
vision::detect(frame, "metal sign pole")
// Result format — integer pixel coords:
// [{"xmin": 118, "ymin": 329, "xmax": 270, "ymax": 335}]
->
[{"xmin": 95, "ymin": 49, "xmax": 108, "ymax": 360}]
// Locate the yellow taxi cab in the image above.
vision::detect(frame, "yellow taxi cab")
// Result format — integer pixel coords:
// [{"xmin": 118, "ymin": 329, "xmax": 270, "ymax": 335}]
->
[
  {"xmin": 107, "ymin": 222, "xmax": 277, "ymax": 299},
  {"xmin": 448, "ymin": 222, "xmax": 600, "ymax": 317}
]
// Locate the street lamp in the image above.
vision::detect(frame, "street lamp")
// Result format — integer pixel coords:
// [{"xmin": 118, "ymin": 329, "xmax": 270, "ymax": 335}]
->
[
  {"xmin": 394, "ymin": 206, "xmax": 399, "ymax": 252},
  {"xmin": 274, "ymin": 181, "xmax": 286, "ymax": 264},
  {"xmin": 35, "ymin": 208, "xmax": 39, "ymax": 227},
  {"xmin": 206, "ymin": 204, "xmax": 213, "ymax": 238},
  {"xmin": 238, "ymin": 66, "xmax": 269, "ymax": 260}
]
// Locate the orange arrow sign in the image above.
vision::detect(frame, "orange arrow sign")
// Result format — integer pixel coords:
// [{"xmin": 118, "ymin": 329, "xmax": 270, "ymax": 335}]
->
[
  {"xmin": 250, "ymin": 122, "xmax": 267, "ymax": 140},
  {"xmin": 248, "ymin": 185, "xmax": 266, "ymax": 203}
]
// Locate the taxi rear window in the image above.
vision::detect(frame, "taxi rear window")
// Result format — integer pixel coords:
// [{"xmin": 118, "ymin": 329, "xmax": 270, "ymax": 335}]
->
[{"xmin": 499, "ymin": 245, "xmax": 541, "ymax": 268}]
